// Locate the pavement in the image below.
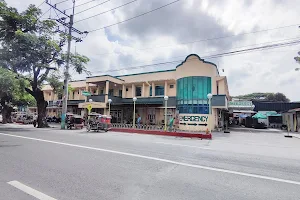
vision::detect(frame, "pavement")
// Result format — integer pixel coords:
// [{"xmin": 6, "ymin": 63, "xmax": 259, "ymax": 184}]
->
[{"xmin": 0, "ymin": 124, "xmax": 300, "ymax": 200}]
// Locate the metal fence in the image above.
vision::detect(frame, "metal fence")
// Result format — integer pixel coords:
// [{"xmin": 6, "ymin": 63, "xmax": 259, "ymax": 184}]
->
[{"xmin": 111, "ymin": 123, "xmax": 200, "ymax": 133}]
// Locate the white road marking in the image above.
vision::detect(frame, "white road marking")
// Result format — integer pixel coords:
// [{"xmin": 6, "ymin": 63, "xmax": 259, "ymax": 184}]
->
[
  {"xmin": 1, "ymin": 132, "xmax": 300, "ymax": 186},
  {"xmin": 156, "ymin": 141, "xmax": 211, "ymax": 150},
  {"xmin": 8, "ymin": 180, "xmax": 57, "ymax": 200}
]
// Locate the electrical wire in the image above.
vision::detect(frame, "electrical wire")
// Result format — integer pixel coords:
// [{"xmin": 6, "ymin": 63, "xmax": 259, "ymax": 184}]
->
[
  {"xmin": 38, "ymin": 8, "xmax": 51, "ymax": 20},
  {"xmin": 95, "ymin": 23, "xmax": 300, "ymax": 56},
  {"xmin": 65, "ymin": 0, "xmax": 95, "ymax": 10},
  {"xmin": 55, "ymin": 0, "xmax": 69, "ymax": 5},
  {"xmin": 76, "ymin": 0, "xmax": 111, "ymax": 14},
  {"xmin": 74, "ymin": 0, "xmax": 138, "ymax": 23},
  {"xmin": 92, "ymin": 36, "xmax": 300, "ymax": 72},
  {"xmin": 37, "ymin": 0, "xmax": 46, "ymax": 8},
  {"xmin": 91, "ymin": 38, "xmax": 300, "ymax": 75},
  {"xmin": 88, "ymin": 0, "xmax": 181, "ymax": 32}
]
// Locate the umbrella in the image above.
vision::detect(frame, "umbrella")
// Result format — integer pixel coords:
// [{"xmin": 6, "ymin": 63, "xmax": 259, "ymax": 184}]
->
[{"xmin": 252, "ymin": 113, "xmax": 267, "ymax": 119}]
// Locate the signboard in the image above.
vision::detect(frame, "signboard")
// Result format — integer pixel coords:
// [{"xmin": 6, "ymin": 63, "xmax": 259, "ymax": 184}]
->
[
  {"xmin": 82, "ymin": 91, "xmax": 91, "ymax": 96},
  {"xmin": 87, "ymin": 104, "xmax": 92, "ymax": 112},
  {"xmin": 228, "ymin": 101, "xmax": 254, "ymax": 108},
  {"xmin": 179, "ymin": 114, "xmax": 209, "ymax": 126}
]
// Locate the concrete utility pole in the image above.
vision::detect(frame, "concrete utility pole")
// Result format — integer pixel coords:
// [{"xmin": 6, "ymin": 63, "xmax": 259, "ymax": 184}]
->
[{"xmin": 45, "ymin": 0, "xmax": 87, "ymax": 129}]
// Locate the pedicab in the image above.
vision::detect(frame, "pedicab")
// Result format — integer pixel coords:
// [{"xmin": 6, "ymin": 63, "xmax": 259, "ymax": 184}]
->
[
  {"xmin": 86, "ymin": 112, "xmax": 111, "ymax": 132},
  {"xmin": 66, "ymin": 113, "xmax": 84, "ymax": 129}
]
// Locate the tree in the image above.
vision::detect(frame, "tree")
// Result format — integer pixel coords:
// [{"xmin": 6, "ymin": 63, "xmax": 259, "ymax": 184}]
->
[
  {"xmin": 0, "ymin": 2, "xmax": 90, "ymax": 127},
  {"xmin": 0, "ymin": 68, "xmax": 35, "ymax": 123},
  {"xmin": 234, "ymin": 92, "xmax": 290, "ymax": 102}
]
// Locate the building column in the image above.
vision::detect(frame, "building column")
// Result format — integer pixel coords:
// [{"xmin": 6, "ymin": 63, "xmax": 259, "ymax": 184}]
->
[
  {"xmin": 132, "ymin": 84, "xmax": 135, "ymax": 97},
  {"xmin": 97, "ymin": 84, "xmax": 101, "ymax": 95},
  {"xmin": 122, "ymin": 85, "xmax": 126, "ymax": 98},
  {"xmin": 105, "ymin": 81, "xmax": 109, "ymax": 103},
  {"xmin": 152, "ymin": 82, "xmax": 155, "ymax": 97},
  {"xmin": 85, "ymin": 83, "xmax": 89, "ymax": 102},
  {"xmin": 142, "ymin": 82, "xmax": 145, "ymax": 97},
  {"xmin": 164, "ymin": 81, "xmax": 168, "ymax": 96}
]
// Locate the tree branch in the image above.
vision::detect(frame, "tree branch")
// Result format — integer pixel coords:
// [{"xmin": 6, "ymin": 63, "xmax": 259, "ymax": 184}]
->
[{"xmin": 25, "ymin": 87, "xmax": 34, "ymax": 96}]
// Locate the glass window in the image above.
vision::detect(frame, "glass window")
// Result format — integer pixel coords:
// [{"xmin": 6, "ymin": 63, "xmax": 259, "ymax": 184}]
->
[
  {"xmin": 100, "ymin": 90, "xmax": 104, "ymax": 95},
  {"xmin": 150, "ymin": 86, "xmax": 152, "ymax": 96},
  {"xmin": 176, "ymin": 76, "xmax": 212, "ymax": 114},
  {"xmin": 155, "ymin": 86, "xmax": 164, "ymax": 96},
  {"xmin": 170, "ymin": 84, "xmax": 174, "ymax": 88},
  {"xmin": 136, "ymin": 87, "xmax": 142, "ymax": 96},
  {"xmin": 109, "ymin": 89, "xmax": 114, "ymax": 96},
  {"xmin": 119, "ymin": 90, "xmax": 122, "ymax": 97}
]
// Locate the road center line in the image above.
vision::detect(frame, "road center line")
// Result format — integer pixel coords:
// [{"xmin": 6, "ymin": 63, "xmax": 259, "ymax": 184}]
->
[
  {"xmin": 156, "ymin": 141, "xmax": 211, "ymax": 150},
  {"xmin": 8, "ymin": 180, "xmax": 57, "ymax": 200},
  {"xmin": 1, "ymin": 132, "xmax": 300, "ymax": 186}
]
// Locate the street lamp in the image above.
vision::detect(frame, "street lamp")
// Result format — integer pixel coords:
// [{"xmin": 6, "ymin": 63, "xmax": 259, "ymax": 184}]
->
[
  {"xmin": 108, "ymin": 99, "xmax": 112, "ymax": 116},
  {"xmin": 164, "ymin": 96, "xmax": 169, "ymax": 131},
  {"xmin": 207, "ymin": 93, "xmax": 213, "ymax": 133},
  {"xmin": 133, "ymin": 97, "xmax": 137, "ymax": 128}
]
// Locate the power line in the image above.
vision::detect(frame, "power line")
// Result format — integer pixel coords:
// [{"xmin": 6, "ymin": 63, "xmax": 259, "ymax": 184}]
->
[
  {"xmin": 65, "ymin": 0, "xmax": 96, "ymax": 11},
  {"xmin": 38, "ymin": 8, "xmax": 51, "ymax": 19},
  {"xmin": 91, "ymin": 38, "xmax": 300, "ymax": 75},
  {"xmin": 95, "ymin": 23, "xmax": 300, "ymax": 56},
  {"xmin": 93, "ymin": 36, "xmax": 300, "ymax": 71},
  {"xmin": 76, "ymin": 0, "xmax": 111, "ymax": 14},
  {"xmin": 37, "ymin": 0, "xmax": 46, "ymax": 8},
  {"xmin": 74, "ymin": 0, "xmax": 138, "ymax": 23},
  {"xmin": 88, "ymin": 0, "xmax": 181, "ymax": 32},
  {"xmin": 55, "ymin": 0, "xmax": 69, "ymax": 5}
]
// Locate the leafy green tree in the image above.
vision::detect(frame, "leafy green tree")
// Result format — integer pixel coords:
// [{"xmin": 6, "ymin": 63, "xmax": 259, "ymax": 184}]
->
[
  {"xmin": 0, "ymin": 68, "xmax": 35, "ymax": 123},
  {"xmin": 234, "ymin": 92, "xmax": 290, "ymax": 102},
  {"xmin": 0, "ymin": 2, "xmax": 90, "ymax": 127}
]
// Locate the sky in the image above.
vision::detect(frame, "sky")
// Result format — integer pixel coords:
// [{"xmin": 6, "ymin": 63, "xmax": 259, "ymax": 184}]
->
[{"xmin": 7, "ymin": 0, "xmax": 300, "ymax": 101}]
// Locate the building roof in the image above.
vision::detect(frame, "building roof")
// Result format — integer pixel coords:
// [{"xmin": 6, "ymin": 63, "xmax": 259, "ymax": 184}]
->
[{"xmin": 42, "ymin": 80, "xmax": 95, "ymax": 91}]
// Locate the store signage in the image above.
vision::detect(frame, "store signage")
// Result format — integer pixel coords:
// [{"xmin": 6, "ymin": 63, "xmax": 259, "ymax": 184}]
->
[
  {"xmin": 82, "ymin": 91, "xmax": 91, "ymax": 96},
  {"xmin": 228, "ymin": 101, "xmax": 254, "ymax": 107},
  {"xmin": 179, "ymin": 114, "xmax": 209, "ymax": 126}
]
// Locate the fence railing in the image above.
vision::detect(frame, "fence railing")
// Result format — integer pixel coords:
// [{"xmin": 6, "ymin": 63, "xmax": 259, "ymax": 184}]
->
[
  {"xmin": 111, "ymin": 123, "xmax": 167, "ymax": 131},
  {"xmin": 111, "ymin": 123, "xmax": 201, "ymax": 132}
]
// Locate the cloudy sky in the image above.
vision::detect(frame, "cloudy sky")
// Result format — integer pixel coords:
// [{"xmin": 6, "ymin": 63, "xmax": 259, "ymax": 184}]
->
[{"xmin": 8, "ymin": 0, "xmax": 300, "ymax": 101}]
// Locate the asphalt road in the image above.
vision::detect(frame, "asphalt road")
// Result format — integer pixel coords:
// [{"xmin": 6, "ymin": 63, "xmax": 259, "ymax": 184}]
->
[{"xmin": 1, "ymin": 124, "xmax": 300, "ymax": 200}]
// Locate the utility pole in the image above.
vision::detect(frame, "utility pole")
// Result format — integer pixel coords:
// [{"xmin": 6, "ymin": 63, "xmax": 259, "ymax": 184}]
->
[{"xmin": 45, "ymin": 0, "xmax": 87, "ymax": 129}]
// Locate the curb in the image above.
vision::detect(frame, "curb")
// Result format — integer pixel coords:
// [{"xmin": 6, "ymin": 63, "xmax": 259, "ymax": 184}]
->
[{"xmin": 110, "ymin": 128, "xmax": 212, "ymax": 139}]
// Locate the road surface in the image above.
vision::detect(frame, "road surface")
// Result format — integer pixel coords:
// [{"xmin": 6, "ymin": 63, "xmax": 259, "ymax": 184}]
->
[{"xmin": 1, "ymin": 124, "xmax": 300, "ymax": 200}]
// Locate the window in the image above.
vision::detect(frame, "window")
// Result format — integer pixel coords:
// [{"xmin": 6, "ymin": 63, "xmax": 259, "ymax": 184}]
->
[
  {"xmin": 109, "ymin": 89, "xmax": 114, "ymax": 96},
  {"xmin": 49, "ymin": 92, "xmax": 51, "ymax": 96},
  {"xmin": 119, "ymin": 90, "xmax": 122, "ymax": 97},
  {"xmin": 93, "ymin": 90, "xmax": 96, "ymax": 94},
  {"xmin": 126, "ymin": 88, "xmax": 128, "ymax": 91},
  {"xmin": 155, "ymin": 86, "xmax": 164, "ymax": 96},
  {"xmin": 136, "ymin": 86, "xmax": 142, "ymax": 96},
  {"xmin": 170, "ymin": 84, "xmax": 174, "ymax": 88},
  {"xmin": 150, "ymin": 86, "xmax": 152, "ymax": 96},
  {"xmin": 72, "ymin": 91, "xmax": 75, "ymax": 99},
  {"xmin": 100, "ymin": 90, "xmax": 104, "ymax": 95},
  {"xmin": 78, "ymin": 90, "xmax": 80, "ymax": 94},
  {"xmin": 176, "ymin": 76, "xmax": 211, "ymax": 114}
]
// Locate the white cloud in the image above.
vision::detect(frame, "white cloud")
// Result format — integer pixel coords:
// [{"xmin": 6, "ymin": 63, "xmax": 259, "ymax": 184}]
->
[{"xmin": 6, "ymin": 0, "xmax": 300, "ymax": 101}]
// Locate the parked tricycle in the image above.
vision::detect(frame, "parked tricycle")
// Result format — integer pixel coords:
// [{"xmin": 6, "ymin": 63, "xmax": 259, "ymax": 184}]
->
[
  {"xmin": 86, "ymin": 113, "xmax": 111, "ymax": 132},
  {"xmin": 66, "ymin": 113, "xmax": 84, "ymax": 129}
]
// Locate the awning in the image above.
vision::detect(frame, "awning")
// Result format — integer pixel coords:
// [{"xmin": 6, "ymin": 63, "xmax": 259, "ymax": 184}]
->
[
  {"xmin": 252, "ymin": 113, "xmax": 267, "ymax": 119},
  {"xmin": 78, "ymin": 102, "xmax": 106, "ymax": 109}
]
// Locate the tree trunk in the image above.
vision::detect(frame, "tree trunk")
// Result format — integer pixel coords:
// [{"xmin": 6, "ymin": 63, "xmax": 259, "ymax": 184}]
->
[
  {"xmin": 26, "ymin": 87, "xmax": 49, "ymax": 128},
  {"xmin": 1, "ymin": 99, "xmax": 13, "ymax": 124}
]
